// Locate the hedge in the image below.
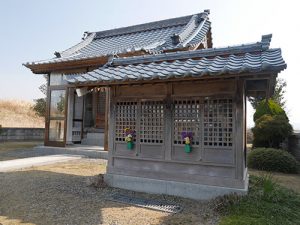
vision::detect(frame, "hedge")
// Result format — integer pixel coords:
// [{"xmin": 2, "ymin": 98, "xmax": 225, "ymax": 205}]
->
[{"xmin": 248, "ymin": 148, "xmax": 299, "ymax": 174}]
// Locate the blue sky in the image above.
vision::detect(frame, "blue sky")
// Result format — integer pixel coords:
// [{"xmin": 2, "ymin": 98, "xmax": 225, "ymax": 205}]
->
[{"xmin": 0, "ymin": 0, "xmax": 299, "ymax": 129}]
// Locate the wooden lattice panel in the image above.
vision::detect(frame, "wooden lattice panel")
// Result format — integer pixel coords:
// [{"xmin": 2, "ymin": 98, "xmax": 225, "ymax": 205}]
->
[
  {"xmin": 115, "ymin": 101, "xmax": 137, "ymax": 142},
  {"xmin": 173, "ymin": 99, "xmax": 201, "ymax": 145},
  {"xmin": 203, "ymin": 98, "xmax": 233, "ymax": 147},
  {"xmin": 140, "ymin": 101, "xmax": 164, "ymax": 144}
]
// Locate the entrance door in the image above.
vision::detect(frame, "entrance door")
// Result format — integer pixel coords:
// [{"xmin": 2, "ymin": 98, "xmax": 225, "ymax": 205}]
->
[{"xmin": 45, "ymin": 88, "xmax": 67, "ymax": 147}]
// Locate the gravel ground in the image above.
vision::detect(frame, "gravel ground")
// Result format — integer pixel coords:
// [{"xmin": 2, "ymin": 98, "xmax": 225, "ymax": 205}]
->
[{"xmin": 0, "ymin": 159, "xmax": 219, "ymax": 225}]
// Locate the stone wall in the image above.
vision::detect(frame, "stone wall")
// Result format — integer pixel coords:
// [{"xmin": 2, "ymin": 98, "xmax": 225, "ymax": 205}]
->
[{"xmin": 0, "ymin": 127, "xmax": 44, "ymax": 141}]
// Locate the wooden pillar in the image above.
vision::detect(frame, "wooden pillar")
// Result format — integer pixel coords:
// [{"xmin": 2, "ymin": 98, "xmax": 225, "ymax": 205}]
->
[
  {"xmin": 235, "ymin": 79, "xmax": 246, "ymax": 180},
  {"xmin": 66, "ymin": 88, "xmax": 74, "ymax": 144},
  {"xmin": 164, "ymin": 83, "xmax": 172, "ymax": 160},
  {"xmin": 104, "ymin": 87, "xmax": 110, "ymax": 151},
  {"xmin": 107, "ymin": 86, "xmax": 116, "ymax": 171}
]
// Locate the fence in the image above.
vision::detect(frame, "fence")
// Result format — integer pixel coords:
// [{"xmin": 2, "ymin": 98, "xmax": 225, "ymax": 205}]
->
[{"xmin": 0, "ymin": 127, "xmax": 44, "ymax": 141}]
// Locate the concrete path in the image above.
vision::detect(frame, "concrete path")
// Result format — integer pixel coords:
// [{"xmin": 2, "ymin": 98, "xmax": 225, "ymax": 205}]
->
[
  {"xmin": 34, "ymin": 145, "xmax": 108, "ymax": 159},
  {"xmin": 0, "ymin": 154, "xmax": 82, "ymax": 172}
]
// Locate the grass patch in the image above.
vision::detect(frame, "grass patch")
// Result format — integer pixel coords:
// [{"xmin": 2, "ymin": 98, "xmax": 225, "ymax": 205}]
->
[
  {"xmin": 0, "ymin": 99, "xmax": 44, "ymax": 128},
  {"xmin": 249, "ymin": 170, "xmax": 300, "ymax": 193},
  {"xmin": 218, "ymin": 175, "xmax": 300, "ymax": 225},
  {"xmin": 0, "ymin": 141, "xmax": 41, "ymax": 152}
]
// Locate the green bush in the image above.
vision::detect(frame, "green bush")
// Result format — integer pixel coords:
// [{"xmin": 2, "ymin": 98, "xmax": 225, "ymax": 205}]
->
[
  {"xmin": 248, "ymin": 148, "xmax": 299, "ymax": 173},
  {"xmin": 253, "ymin": 99, "xmax": 287, "ymax": 122},
  {"xmin": 252, "ymin": 115, "xmax": 293, "ymax": 148}
]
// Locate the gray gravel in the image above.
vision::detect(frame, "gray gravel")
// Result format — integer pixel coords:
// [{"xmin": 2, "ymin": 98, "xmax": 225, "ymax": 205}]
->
[{"xmin": 0, "ymin": 159, "xmax": 219, "ymax": 225}]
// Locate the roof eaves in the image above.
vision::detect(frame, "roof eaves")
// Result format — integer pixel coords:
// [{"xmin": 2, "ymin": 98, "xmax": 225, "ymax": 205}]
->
[
  {"xmin": 60, "ymin": 32, "xmax": 96, "ymax": 57},
  {"xmin": 180, "ymin": 16, "xmax": 209, "ymax": 47}
]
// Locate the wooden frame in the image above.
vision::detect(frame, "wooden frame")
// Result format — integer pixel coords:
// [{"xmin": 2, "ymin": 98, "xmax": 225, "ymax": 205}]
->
[{"xmin": 45, "ymin": 85, "xmax": 68, "ymax": 147}]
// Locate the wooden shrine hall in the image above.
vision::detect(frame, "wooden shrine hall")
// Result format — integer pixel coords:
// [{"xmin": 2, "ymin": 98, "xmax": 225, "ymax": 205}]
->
[{"xmin": 24, "ymin": 10, "xmax": 286, "ymax": 199}]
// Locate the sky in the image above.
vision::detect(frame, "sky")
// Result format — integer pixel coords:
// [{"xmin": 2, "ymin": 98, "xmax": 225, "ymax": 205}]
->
[{"xmin": 0, "ymin": 0, "xmax": 299, "ymax": 129}]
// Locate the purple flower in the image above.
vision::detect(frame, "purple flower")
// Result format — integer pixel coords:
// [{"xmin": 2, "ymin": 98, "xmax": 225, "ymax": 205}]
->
[
  {"xmin": 124, "ymin": 128, "xmax": 136, "ymax": 137},
  {"xmin": 181, "ymin": 131, "xmax": 193, "ymax": 140}
]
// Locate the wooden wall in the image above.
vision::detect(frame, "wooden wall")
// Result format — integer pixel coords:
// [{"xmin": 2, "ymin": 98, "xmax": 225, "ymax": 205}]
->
[{"xmin": 107, "ymin": 79, "xmax": 247, "ymax": 189}]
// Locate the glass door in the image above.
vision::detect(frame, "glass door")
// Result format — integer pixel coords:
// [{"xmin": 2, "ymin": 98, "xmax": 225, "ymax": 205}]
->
[{"xmin": 45, "ymin": 88, "xmax": 67, "ymax": 147}]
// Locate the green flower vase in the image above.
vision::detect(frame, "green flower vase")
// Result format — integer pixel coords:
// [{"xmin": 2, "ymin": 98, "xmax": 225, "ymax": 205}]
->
[
  {"xmin": 184, "ymin": 144, "xmax": 191, "ymax": 153},
  {"xmin": 127, "ymin": 141, "xmax": 134, "ymax": 150}
]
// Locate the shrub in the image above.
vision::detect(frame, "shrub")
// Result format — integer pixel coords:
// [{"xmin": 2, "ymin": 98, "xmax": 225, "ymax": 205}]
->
[
  {"xmin": 248, "ymin": 148, "xmax": 299, "ymax": 173},
  {"xmin": 253, "ymin": 99, "xmax": 287, "ymax": 122},
  {"xmin": 252, "ymin": 115, "xmax": 293, "ymax": 148}
]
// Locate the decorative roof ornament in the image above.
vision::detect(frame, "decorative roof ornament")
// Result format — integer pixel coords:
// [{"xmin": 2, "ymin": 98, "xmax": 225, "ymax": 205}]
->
[
  {"xmin": 54, "ymin": 51, "xmax": 61, "ymax": 58},
  {"xmin": 82, "ymin": 31, "xmax": 90, "ymax": 40},
  {"xmin": 171, "ymin": 33, "xmax": 181, "ymax": 45},
  {"xmin": 261, "ymin": 34, "xmax": 272, "ymax": 50}
]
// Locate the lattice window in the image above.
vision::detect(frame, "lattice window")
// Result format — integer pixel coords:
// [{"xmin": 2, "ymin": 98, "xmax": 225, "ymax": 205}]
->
[
  {"xmin": 203, "ymin": 98, "xmax": 233, "ymax": 147},
  {"xmin": 140, "ymin": 101, "xmax": 164, "ymax": 144},
  {"xmin": 115, "ymin": 101, "xmax": 137, "ymax": 142},
  {"xmin": 173, "ymin": 99, "xmax": 201, "ymax": 145}
]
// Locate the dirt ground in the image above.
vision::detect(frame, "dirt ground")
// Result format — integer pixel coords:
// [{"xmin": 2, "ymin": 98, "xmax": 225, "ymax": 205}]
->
[{"xmin": 0, "ymin": 159, "xmax": 219, "ymax": 225}]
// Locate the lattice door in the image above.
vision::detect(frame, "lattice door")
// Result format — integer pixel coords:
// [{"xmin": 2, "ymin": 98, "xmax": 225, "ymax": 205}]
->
[
  {"xmin": 203, "ymin": 98, "xmax": 233, "ymax": 147},
  {"xmin": 140, "ymin": 100, "xmax": 164, "ymax": 144},
  {"xmin": 173, "ymin": 99, "xmax": 201, "ymax": 145},
  {"xmin": 115, "ymin": 101, "xmax": 137, "ymax": 142}
]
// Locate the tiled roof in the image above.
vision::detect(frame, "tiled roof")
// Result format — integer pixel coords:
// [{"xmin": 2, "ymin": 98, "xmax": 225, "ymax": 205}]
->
[
  {"xmin": 24, "ymin": 10, "xmax": 211, "ymax": 66},
  {"xmin": 66, "ymin": 34, "xmax": 286, "ymax": 85}
]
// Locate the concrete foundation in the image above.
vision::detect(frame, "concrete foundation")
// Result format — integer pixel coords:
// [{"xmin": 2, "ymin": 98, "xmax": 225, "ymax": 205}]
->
[{"xmin": 104, "ymin": 173, "xmax": 249, "ymax": 200}]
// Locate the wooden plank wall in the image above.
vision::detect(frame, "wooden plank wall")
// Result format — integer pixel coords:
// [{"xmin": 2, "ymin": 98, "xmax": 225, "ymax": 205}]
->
[{"xmin": 107, "ymin": 79, "xmax": 247, "ymax": 188}]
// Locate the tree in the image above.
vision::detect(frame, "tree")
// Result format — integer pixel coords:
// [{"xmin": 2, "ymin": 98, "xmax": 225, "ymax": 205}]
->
[
  {"xmin": 56, "ymin": 94, "xmax": 65, "ymax": 114},
  {"xmin": 32, "ymin": 77, "xmax": 47, "ymax": 119},
  {"xmin": 253, "ymin": 99, "xmax": 287, "ymax": 122},
  {"xmin": 252, "ymin": 114, "xmax": 293, "ymax": 148},
  {"xmin": 32, "ymin": 98, "xmax": 46, "ymax": 118},
  {"xmin": 248, "ymin": 78, "xmax": 287, "ymax": 109},
  {"xmin": 273, "ymin": 78, "xmax": 287, "ymax": 108}
]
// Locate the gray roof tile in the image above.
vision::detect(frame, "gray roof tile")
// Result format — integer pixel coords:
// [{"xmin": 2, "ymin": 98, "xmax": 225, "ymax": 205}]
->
[
  {"xmin": 25, "ymin": 11, "xmax": 211, "ymax": 66},
  {"xmin": 66, "ymin": 36, "xmax": 286, "ymax": 85}
]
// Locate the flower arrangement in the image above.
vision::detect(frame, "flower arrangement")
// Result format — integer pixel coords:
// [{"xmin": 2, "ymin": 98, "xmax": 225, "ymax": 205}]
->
[
  {"xmin": 181, "ymin": 131, "xmax": 193, "ymax": 153},
  {"xmin": 124, "ymin": 128, "xmax": 135, "ymax": 149}
]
